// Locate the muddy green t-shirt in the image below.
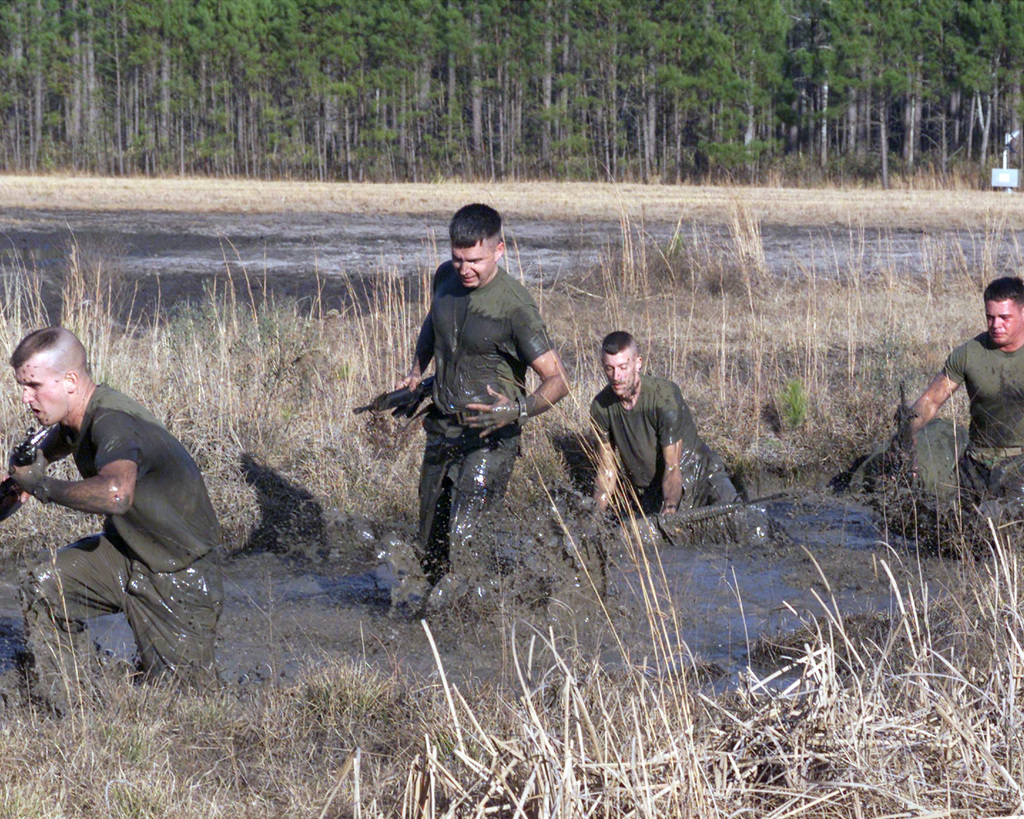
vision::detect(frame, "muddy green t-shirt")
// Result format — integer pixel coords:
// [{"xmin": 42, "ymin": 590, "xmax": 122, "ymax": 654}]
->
[
  {"xmin": 589, "ymin": 375, "xmax": 699, "ymax": 489},
  {"xmin": 62, "ymin": 385, "xmax": 222, "ymax": 573},
  {"xmin": 943, "ymin": 333, "xmax": 1024, "ymax": 448},
  {"xmin": 428, "ymin": 262, "xmax": 554, "ymax": 416}
]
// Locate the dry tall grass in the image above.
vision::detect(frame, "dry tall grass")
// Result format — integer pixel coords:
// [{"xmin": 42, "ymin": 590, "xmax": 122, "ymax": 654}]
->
[
  {"xmin": 3, "ymin": 174, "xmax": 1024, "ymax": 229},
  {"xmin": 0, "ymin": 209, "xmax": 1020, "ymax": 816}
]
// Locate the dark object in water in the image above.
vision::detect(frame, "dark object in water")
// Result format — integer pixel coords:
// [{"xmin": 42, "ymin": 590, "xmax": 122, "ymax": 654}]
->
[
  {"xmin": 656, "ymin": 501, "xmax": 772, "ymax": 548},
  {"xmin": 354, "ymin": 376, "xmax": 435, "ymax": 418}
]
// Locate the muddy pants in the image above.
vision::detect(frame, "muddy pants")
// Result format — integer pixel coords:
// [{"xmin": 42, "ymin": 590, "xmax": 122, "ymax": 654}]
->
[
  {"xmin": 418, "ymin": 429, "xmax": 518, "ymax": 586},
  {"xmin": 637, "ymin": 442, "xmax": 738, "ymax": 515},
  {"xmin": 959, "ymin": 451, "xmax": 1024, "ymax": 503},
  {"xmin": 21, "ymin": 533, "xmax": 223, "ymax": 712}
]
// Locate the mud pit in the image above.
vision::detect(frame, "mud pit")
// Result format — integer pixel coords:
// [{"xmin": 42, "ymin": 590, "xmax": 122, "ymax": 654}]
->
[
  {"xmin": 0, "ymin": 207, "xmax": 977, "ymax": 689},
  {"xmin": 0, "ymin": 490, "xmax": 958, "ymax": 692}
]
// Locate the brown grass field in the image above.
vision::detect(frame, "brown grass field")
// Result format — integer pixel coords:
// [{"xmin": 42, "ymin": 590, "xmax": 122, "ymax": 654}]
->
[
  {"xmin": 0, "ymin": 177, "xmax": 1022, "ymax": 816},
  {"xmin": 4, "ymin": 173, "xmax": 1024, "ymax": 229}
]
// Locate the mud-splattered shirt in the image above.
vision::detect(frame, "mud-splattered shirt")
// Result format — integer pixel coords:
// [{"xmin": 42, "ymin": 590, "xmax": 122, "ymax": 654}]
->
[
  {"xmin": 61, "ymin": 384, "xmax": 221, "ymax": 573},
  {"xmin": 590, "ymin": 375, "xmax": 700, "ymax": 489},
  {"xmin": 428, "ymin": 262, "xmax": 554, "ymax": 417},
  {"xmin": 944, "ymin": 333, "xmax": 1024, "ymax": 448}
]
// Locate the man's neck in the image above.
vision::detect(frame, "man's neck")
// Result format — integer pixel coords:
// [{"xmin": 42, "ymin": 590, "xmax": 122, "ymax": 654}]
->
[
  {"xmin": 64, "ymin": 381, "xmax": 98, "ymax": 432},
  {"xmin": 619, "ymin": 379, "xmax": 641, "ymax": 411}
]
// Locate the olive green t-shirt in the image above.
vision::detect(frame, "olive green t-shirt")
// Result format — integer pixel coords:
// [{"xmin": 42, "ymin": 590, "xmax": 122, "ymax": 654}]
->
[
  {"xmin": 428, "ymin": 262, "xmax": 554, "ymax": 416},
  {"xmin": 62, "ymin": 385, "xmax": 222, "ymax": 573},
  {"xmin": 943, "ymin": 334, "xmax": 1024, "ymax": 449},
  {"xmin": 589, "ymin": 375, "xmax": 699, "ymax": 489}
]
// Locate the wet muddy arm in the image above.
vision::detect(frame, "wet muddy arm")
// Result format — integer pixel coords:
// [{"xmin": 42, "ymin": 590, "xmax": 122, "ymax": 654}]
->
[
  {"xmin": 909, "ymin": 373, "xmax": 959, "ymax": 438},
  {"xmin": 593, "ymin": 438, "xmax": 618, "ymax": 512},
  {"xmin": 20, "ymin": 459, "xmax": 137, "ymax": 515},
  {"xmin": 396, "ymin": 315, "xmax": 435, "ymax": 390},
  {"xmin": 660, "ymin": 440, "xmax": 684, "ymax": 514},
  {"xmin": 522, "ymin": 349, "xmax": 569, "ymax": 417}
]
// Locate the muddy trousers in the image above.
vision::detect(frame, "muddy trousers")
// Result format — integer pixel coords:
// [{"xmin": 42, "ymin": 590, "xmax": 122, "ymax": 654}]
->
[
  {"xmin": 418, "ymin": 435, "xmax": 518, "ymax": 586},
  {"xmin": 21, "ymin": 534, "xmax": 223, "ymax": 712}
]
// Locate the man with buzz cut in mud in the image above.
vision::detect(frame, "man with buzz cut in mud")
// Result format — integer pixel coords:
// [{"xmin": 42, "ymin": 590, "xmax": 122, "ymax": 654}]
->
[
  {"xmin": 906, "ymin": 275, "xmax": 1024, "ymax": 508},
  {"xmin": 396, "ymin": 203, "xmax": 569, "ymax": 609},
  {"xmin": 0, "ymin": 327, "xmax": 222, "ymax": 712},
  {"xmin": 591, "ymin": 331, "xmax": 738, "ymax": 518}
]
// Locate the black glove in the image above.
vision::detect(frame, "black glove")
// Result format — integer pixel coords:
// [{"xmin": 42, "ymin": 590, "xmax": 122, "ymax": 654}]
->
[
  {"xmin": 10, "ymin": 449, "xmax": 51, "ymax": 502},
  {"xmin": 463, "ymin": 398, "xmax": 527, "ymax": 435}
]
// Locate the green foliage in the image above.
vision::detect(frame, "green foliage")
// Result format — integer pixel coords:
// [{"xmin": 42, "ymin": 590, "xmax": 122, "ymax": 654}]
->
[
  {"xmin": 0, "ymin": 0, "xmax": 1019, "ymax": 181},
  {"xmin": 779, "ymin": 379, "xmax": 809, "ymax": 430}
]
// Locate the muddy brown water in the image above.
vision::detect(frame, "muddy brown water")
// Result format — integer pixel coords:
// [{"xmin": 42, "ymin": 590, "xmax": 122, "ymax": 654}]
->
[
  {"xmin": 0, "ymin": 208, "xmax": 978, "ymax": 691},
  {"xmin": 0, "ymin": 491, "xmax": 959, "ymax": 691}
]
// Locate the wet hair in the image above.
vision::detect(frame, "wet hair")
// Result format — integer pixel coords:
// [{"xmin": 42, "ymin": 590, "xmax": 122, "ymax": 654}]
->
[
  {"xmin": 983, "ymin": 276, "xmax": 1024, "ymax": 305},
  {"xmin": 601, "ymin": 331, "xmax": 638, "ymax": 357},
  {"xmin": 449, "ymin": 203, "xmax": 502, "ymax": 248},
  {"xmin": 10, "ymin": 326, "xmax": 90, "ymax": 373}
]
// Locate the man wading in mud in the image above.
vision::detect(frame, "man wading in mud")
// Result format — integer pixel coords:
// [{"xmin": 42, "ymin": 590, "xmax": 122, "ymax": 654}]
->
[
  {"xmin": 395, "ymin": 203, "xmax": 569, "ymax": 611},
  {"xmin": 0, "ymin": 327, "xmax": 222, "ymax": 712},
  {"xmin": 906, "ymin": 276, "xmax": 1024, "ymax": 510},
  {"xmin": 591, "ymin": 331, "xmax": 738, "ymax": 517}
]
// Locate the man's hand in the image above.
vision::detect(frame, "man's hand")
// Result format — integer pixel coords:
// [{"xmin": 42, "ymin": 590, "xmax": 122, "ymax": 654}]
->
[
  {"xmin": 10, "ymin": 449, "xmax": 50, "ymax": 500},
  {"xmin": 394, "ymin": 369, "xmax": 422, "ymax": 392},
  {"xmin": 465, "ymin": 386, "xmax": 525, "ymax": 436},
  {"xmin": 0, "ymin": 479, "xmax": 27, "ymax": 522}
]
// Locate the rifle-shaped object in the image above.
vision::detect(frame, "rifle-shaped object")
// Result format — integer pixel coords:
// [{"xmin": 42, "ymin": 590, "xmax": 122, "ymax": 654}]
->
[
  {"xmin": 0, "ymin": 427, "xmax": 51, "ymax": 522},
  {"xmin": 354, "ymin": 375, "xmax": 434, "ymax": 419},
  {"xmin": 883, "ymin": 381, "xmax": 918, "ymax": 476}
]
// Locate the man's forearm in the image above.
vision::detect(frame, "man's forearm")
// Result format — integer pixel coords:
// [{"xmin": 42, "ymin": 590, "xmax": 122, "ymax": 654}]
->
[
  {"xmin": 33, "ymin": 476, "xmax": 132, "ymax": 516},
  {"xmin": 593, "ymin": 440, "xmax": 617, "ymax": 512},
  {"xmin": 523, "ymin": 372, "xmax": 569, "ymax": 417},
  {"xmin": 661, "ymin": 467, "xmax": 683, "ymax": 513}
]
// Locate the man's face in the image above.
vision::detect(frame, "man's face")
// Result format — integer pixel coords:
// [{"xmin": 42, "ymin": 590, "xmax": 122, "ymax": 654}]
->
[
  {"xmin": 14, "ymin": 353, "xmax": 72, "ymax": 427},
  {"xmin": 451, "ymin": 238, "xmax": 505, "ymax": 289},
  {"xmin": 602, "ymin": 347, "xmax": 643, "ymax": 403},
  {"xmin": 986, "ymin": 298, "xmax": 1024, "ymax": 351}
]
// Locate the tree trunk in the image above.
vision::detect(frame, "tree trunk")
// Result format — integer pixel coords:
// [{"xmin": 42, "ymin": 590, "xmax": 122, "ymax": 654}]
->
[
  {"xmin": 879, "ymin": 91, "xmax": 889, "ymax": 189},
  {"xmin": 470, "ymin": 7, "xmax": 483, "ymax": 171},
  {"xmin": 819, "ymin": 82, "xmax": 828, "ymax": 167}
]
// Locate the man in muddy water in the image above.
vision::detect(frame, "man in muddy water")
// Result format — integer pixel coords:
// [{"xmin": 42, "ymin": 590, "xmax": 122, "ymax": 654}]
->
[
  {"xmin": 905, "ymin": 276, "xmax": 1024, "ymax": 508},
  {"xmin": 395, "ymin": 203, "xmax": 569, "ymax": 610},
  {"xmin": 591, "ymin": 331, "xmax": 738, "ymax": 518},
  {"xmin": 0, "ymin": 327, "xmax": 222, "ymax": 712}
]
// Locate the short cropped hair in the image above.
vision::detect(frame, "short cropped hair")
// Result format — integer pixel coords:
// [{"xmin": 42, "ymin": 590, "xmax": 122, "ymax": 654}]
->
[
  {"xmin": 449, "ymin": 204, "xmax": 501, "ymax": 248},
  {"xmin": 601, "ymin": 331, "xmax": 637, "ymax": 357},
  {"xmin": 983, "ymin": 276, "xmax": 1024, "ymax": 305},
  {"xmin": 10, "ymin": 326, "xmax": 89, "ymax": 373}
]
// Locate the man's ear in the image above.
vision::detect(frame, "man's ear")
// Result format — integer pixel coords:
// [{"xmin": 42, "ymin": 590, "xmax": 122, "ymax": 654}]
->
[
  {"xmin": 63, "ymin": 369, "xmax": 80, "ymax": 394},
  {"xmin": 636, "ymin": 355, "xmax": 643, "ymax": 371},
  {"xmin": 493, "ymin": 240, "xmax": 506, "ymax": 263}
]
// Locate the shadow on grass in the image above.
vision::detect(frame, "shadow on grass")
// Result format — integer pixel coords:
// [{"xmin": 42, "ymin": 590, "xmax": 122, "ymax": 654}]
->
[{"xmin": 239, "ymin": 454, "xmax": 327, "ymax": 558}]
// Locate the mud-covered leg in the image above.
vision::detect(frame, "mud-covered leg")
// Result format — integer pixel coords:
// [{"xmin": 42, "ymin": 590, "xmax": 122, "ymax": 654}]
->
[
  {"xmin": 20, "ymin": 534, "xmax": 129, "ymax": 714},
  {"xmin": 122, "ymin": 556, "xmax": 223, "ymax": 689},
  {"xmin": 417, "ymin": 438, "xmax": 454, "ymax": 586},
  {"xmin": 427, "ymin": 441, "xmax": 516, "ymax": 609}
]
